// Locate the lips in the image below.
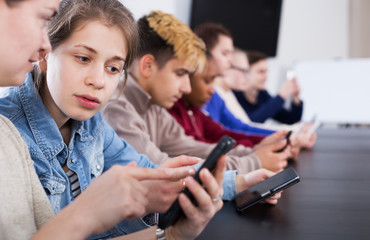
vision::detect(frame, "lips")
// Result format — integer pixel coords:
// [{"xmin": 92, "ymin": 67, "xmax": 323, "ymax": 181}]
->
[{"xmin": 76, "ymin": 95, "xmax": 101, "ymax": 109}]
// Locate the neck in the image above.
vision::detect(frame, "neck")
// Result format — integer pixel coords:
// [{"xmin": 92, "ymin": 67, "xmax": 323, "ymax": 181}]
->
[
  {"xmin": 215, "ymin": 76, "xmax": 230, "ymax": 91},
  {"xmin": 244, "ymin": 88, "xmax": 258, "ymax": 104},
  {"xmin": 40, "ymin": 82, "xmax": 71, "ymax": 144}
]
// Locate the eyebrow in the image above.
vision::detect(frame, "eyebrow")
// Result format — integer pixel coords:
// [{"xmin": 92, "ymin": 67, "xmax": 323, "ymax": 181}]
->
[{"xmin": 74, "ymin": 44, "xmax": 126, "ymax": 62}]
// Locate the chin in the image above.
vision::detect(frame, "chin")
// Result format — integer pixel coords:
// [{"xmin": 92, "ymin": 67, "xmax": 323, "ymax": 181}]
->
[{"xmin": 70, "ymin": 112, "xmax": 96, "ymax": 122}]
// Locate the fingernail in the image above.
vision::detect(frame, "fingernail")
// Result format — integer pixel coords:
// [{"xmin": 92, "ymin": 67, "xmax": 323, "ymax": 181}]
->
[
  {"xmin": 190, "ymin": 157, "xmax": 201, "ymax": 162},
  {"xmin": 188, "ymin": 168, "xmax": 195, "ymax": 175}
]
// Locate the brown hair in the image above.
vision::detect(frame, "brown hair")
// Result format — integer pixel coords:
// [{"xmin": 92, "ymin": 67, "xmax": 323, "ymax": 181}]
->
[
  {"xmin": 246, "ymin": 50, "xmax": 268, "ymax": 66},
  {"xmin": 136, "ymin": 11, "xmax": 206, "ymax": 73},
  {"xmin": 193, "ymin": 22, "xmax": 232, "ymax": 53},
  {"xmin": 34, "ymin": 0, "xmax": 138, "ymax": 90}
]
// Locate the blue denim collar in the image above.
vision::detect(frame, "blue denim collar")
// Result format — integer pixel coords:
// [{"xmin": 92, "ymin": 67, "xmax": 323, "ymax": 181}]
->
[{"xmin": 18, "ymin": 73, "xmax": 95, "ymax": 160}]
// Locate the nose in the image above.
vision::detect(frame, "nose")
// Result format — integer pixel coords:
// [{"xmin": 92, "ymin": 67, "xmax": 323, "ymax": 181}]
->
[
  {"xmin": 85, "ymin": 66, "xmax": 105, "ymax": 89},
  {"xmin": 208, "ymin": 85, "xmax": 215, "ymax": 95},
  {"xmin": 40, "ymin": 28, "xmax": 52, "ymax": 55},
  {"xmin": 180, "ymin": 75, "xmax": 192, "ymax": 94},
  {"xmin": 34, "ymin": 29, "xmax": 52, "ymax": 61}
]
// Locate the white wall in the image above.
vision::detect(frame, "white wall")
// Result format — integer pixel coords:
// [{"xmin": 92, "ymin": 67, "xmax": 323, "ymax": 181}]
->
[
  {"xmin": 121, "ymin": 0, "xmax": 350, "ymax": 94},
  {"xmin": 267, "ymin": 0, "xmax": 349, "ymax": 94},
  {"xmin": 120, "ymin": 0, "xmax": 192, "ymax": 23}
]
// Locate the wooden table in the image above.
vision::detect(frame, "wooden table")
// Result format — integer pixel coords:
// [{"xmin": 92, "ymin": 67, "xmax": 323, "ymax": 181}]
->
[{"xmin": 197, "ymin": 129, "xmax": 370, "ymax": 240}]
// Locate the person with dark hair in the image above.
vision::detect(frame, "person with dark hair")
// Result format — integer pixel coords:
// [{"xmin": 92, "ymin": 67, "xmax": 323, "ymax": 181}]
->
[
  {"xmin": 194, "ymin": 23, "xmax": 277, "ymax": 136},
  {"xmin": 233, "ymin": 50, "xmax": 303, "ymax": 124},
  {"xmin": 103, "ymin": 11, "xmax": 289, "ymax": 198},
  {"xmin": 0, "ymin": 1, "xmax": 224, "ymax": 239},
  {"xmin": 194, "ymin": 22, "xmax": 234, "ymax": 73}
]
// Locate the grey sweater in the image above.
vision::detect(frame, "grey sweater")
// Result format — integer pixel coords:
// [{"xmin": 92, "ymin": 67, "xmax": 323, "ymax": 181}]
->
[{"xmin": 102, "ymin": 76, "xmax": 261, "ymax": 174}]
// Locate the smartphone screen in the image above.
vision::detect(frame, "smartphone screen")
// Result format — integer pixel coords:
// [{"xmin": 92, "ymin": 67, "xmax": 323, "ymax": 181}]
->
[
  {"xmin": 158, "ymin": 135, "xmax": 236, "ymax": 228},
  {"xmin": 235, "ymin": 167, "xmax": 300, "ymax": 212}
]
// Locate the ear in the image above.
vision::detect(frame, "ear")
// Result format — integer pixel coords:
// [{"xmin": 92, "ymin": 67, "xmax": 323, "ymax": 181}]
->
[
  {"xmin": 38, "ymin": 52, "xmax": 48, "ymax": 72},
  {"xmin": 139, "ymin": 54, "xmax": 156, "ymax": 78}
]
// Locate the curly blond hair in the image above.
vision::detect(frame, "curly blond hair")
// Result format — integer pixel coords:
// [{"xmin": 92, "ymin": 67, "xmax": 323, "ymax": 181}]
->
[{"xmin": 146, "ymin": 11, "xmax": 206, "ymax": 73}]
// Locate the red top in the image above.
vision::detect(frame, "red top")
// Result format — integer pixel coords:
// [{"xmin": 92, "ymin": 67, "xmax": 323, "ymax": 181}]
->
[{"xmin": 168, "ymin": 99, "xmax": 264, "ymax": 148}]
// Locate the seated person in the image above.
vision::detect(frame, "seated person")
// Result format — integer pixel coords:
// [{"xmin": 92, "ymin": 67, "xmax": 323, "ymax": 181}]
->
[
  {"xmin": 168, "ymin": 56, "xmax": 265, "ymax": 147},
  {"xmin": 0, "ymin": 1, "xmax": 217, "ymax": 238},
  {"xmin": 0, "ymin": 0, "xmax": 223, "ymax": 239},
  {"xmin": 103, "ymin": 11, "xmax": 290, "ymax": 177},
  {"xmin": 194, "ymin": 23, "xmax": 275, "ymax": 136},
  {"xmin": 233, "ymin": 50, "xmax": 303, "ymax": 124}
]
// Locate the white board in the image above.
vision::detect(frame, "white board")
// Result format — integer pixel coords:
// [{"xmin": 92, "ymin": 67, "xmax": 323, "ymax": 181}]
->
[{"xmin": 294, "ymin": 58, "xmax": 370, "ymax": 124}]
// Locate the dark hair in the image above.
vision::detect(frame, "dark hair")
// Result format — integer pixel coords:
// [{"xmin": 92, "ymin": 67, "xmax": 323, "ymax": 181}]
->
[
  {"xmin": 34, "ymin": 0, "xmax": 138, "ymax": 90},
  {"xmin": 246, "ymin": 50, "xmax": 268, "ymax": 66},
  {"xmin": 136, "ymin": 16, "xmax": 174, "ymax": 69},
  {"xmin": 193, "ymin": 22, "xmax": 232, "ymax": 53}
]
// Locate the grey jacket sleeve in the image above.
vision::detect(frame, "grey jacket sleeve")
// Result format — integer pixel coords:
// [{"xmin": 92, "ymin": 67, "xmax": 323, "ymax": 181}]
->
[
  {"xmin": 102, "ymin": 97, "xmax": 172, "ymax": 165},
  {"xmin": 226, "ymin": 145, "xmax": 262, "ymax": 174}
]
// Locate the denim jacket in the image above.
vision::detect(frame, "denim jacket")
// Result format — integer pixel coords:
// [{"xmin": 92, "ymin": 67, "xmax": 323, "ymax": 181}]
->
[{"xmin": 0, "ymin": 73, "xmax": 158, "ymax": 238}]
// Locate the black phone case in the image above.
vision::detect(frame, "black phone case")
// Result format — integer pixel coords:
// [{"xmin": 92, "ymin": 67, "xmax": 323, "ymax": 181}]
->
[
  {"xmin": 235, "ymin": 167, "xmax": 300, "ymax": 212},
  {"xmin": 275, "ymin": 130, "xmax": 292, "ymax": 153},
  {"xmin": 158, "ymin": 135, "xmax": 236, "ymax": 229}
]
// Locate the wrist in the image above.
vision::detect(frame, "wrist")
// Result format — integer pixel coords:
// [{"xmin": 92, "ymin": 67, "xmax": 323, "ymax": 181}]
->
[
  {"xmin": 164, "ymin": 226, "xmax": 179, "ymax": 240},
  {"xmin": 235, "ymin": 174, "xmax": 247, "ymax": 193}
]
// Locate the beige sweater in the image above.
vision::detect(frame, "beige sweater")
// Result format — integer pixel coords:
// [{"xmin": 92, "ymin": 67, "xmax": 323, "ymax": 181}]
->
[
  {"xmin": 102, "ymin": 76, "xmax": 261, "ymax": 174},
  {"xmin": 0, "ymin": 115, "xmax": 54, "ymax": 240}
]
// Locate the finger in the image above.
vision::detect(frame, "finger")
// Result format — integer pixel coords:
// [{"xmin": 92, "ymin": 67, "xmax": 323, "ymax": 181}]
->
[
  {"xmin": 177, "ymin": 192, "xmax": 199, "ymax": 220},
  {"xmin": 159, "ymin": 166, "xmax": 196, "ymax": 180},
  {"xmin": 265, "ymin": 198, "xmax": 279, "ymax": 205},
  {"xmin": 266, "ymin": 131, "xmax": 287, "ymax": 142},
  {"xmin": 199, "ymin": 168, "xmax": 221, "ymax": 202},
  {"xmin": 271, "ymin": 138, "xmax": 287, "ymax": 152},
  {"xmin": 280, "ymin": 159, "xmax": 288, "ymax": 169},
  {"xmin": 161, "ymin": 155, "xmax": 199, "ymax": 168},
  {"xmin": 184, "ymin": 177, "xmax": 213, "ymax": 210},
  {"xmin": 212, "ymin": 156, "xmax": 226, "ymax": 189},
  {"xmin": 123, "ymin": 166, "xmax": 191, "ymax": 181},
  {"xmin": 259, "ymin": 168, "xmax": 275, "ymax": 179}
]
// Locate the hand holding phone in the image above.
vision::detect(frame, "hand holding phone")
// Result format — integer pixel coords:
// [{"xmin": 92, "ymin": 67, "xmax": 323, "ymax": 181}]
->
[
  {"xmin": 158, "ymin": 135, "xmax": 236, "ymax": 229},
  {"xmin": 235, "ymin": 167, "xmax": 300, "ymax": 211},
  {"xmin": 275, "ymin": 130, "xmax": 292, "ymax": 153},
  {"xmin": 307, "ymin": 120, "xmax": 321, "ymax": 136}
]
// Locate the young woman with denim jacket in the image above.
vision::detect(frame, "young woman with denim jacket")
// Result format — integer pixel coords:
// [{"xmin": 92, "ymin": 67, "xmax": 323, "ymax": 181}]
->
[{"xmin": 0, "ymin": 0, "xmax": 224, "ymax": 239}]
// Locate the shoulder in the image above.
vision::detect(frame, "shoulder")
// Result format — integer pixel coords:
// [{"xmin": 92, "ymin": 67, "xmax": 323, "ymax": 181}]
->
[{"xmin": 0, "ymin": 115, "xmax": 29, "ymax": 160}]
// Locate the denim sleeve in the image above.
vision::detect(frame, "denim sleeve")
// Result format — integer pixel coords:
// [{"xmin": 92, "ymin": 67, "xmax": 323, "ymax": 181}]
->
[
  {"xmin": 222, "ymin": 170, "xmax": 237, "ymax": 201},
  {"xmin": 102, "ymin": 120, "xmax": 158, "ymax": 170}
]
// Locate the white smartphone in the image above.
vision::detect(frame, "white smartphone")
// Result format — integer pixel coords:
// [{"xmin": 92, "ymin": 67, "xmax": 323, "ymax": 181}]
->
[
  {"xmin": 307, "ymin": 120, "xmax": 321, "ymax": 136},
  {"xmin": 291, "ymin": 122, "xmax": 304, "ymax": 141}
]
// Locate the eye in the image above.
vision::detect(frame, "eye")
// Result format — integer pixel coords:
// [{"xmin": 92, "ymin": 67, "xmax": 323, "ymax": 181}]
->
[
  {"xmin": 76, "ymin": 56, "xmax": 90, "ymax": 63},
  {"xmin": 106, "ymin": 66, "xmax": 122, "ymax": 74},
  {"xmin": 204, "ymin": 77, "xmax": 214, "ymax": 84},
  {"xmin": 176, "ymin": 71, "xmax": 185, "ymax": 77}
]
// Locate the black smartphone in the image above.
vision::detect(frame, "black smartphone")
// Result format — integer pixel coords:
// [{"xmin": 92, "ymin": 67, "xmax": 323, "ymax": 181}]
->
[
  {"xmin": 275, "ymin": 130, "xmax": 292, "ymax": 152},
  {"xmin": 158, "ymin": 135, "xmax": 236, "ymax": 229},
  {"xmin": 235, "ymin": 167, "xmax": 300, "ymax": 212}
]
